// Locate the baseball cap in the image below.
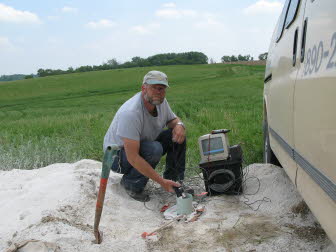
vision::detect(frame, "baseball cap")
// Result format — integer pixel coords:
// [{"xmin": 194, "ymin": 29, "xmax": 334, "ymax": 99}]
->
[{"xmin": 143, "ymin": 70, "xmax": 169, "ymax": 87}]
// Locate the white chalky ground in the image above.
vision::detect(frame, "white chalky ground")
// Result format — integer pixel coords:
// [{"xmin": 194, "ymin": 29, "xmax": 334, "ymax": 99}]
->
[{"xmin": 0, "ymin": 160, "xmax": 334, "ymax": 251}]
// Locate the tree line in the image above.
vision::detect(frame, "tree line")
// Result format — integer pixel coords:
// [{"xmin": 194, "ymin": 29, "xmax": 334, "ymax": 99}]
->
[
  {"xmin": 0, "ymin": 74, "xmax": 26, "ymax": 82},
  {"xmin": 221, "ymin": 52, "xmax": 267, "ymax": 63},
  {"xmin": 37, "ymin": 52, "xmax": 208, "ymax": 77},
  {"xmin": 1, "ymin": 51, "xmax": 269, "ymax": 81}
]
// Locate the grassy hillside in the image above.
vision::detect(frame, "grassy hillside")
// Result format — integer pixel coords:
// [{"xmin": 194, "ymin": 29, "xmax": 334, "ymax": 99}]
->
[{"xmin": 0, "ymin": 64, "xmax": 265, "ymax": 176}]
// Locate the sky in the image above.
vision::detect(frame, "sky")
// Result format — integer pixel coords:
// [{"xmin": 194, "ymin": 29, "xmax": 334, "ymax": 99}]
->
[{"xmin": 0, "ymin": 0, "xmax": 285, "ymax": 75}]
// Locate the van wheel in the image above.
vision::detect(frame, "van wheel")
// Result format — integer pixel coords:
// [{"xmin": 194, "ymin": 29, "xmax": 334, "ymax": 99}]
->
[{"xmin": 263, "ymin": 120, "xmax": 281, "ymax": 166}]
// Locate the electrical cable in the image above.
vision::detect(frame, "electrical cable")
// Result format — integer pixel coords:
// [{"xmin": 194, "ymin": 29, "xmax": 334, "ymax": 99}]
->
[
  {"xmin": 187, "ymin": 155, "xmax": 272, "ymax": 211},
  {"xmin": 144, "ymin": 133, "xmax": 271, "ymax": 213},
  {"xmin": 208, "ymin": 169, "xmax": 235, "ymax": 192}
]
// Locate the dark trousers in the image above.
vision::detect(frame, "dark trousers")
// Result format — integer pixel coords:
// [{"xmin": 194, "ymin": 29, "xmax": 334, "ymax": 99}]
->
[{"xmin": 111, "ymin": 129, "xmax": 186, "ymax": 192}]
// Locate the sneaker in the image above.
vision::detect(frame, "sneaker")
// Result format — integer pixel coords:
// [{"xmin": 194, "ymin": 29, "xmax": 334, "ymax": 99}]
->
[
  {"xmin": 120, "ymin": 180, "xmax": 150, "ymax": 202},
  {"xmin": 127, "ymin": 190, "xmax": 150, "ymax": 202}
]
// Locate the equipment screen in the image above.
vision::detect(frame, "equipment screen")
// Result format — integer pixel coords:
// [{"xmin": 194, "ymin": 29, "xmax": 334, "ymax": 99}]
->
[{"xmin": 201, "ymin": 137, "xmax": 224, "ymax": 156}]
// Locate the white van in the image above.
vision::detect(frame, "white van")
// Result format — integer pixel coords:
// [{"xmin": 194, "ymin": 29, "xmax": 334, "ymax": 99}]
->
[{"xmin": 263, "ymin": 0, "xmax": 336, "ymax": 244}]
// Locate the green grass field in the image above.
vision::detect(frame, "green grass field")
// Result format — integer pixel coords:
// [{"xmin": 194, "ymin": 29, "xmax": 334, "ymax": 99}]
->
[{"xmin": 0, "ymin": 64, "xmax": 265, "ymax": 176}]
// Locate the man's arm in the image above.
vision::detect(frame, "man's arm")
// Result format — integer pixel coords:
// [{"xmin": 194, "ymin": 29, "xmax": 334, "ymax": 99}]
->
[
  {"xmin": 167, "ymin": 117, "xmax": 186, "ymax": 144},
  {"xmin": 122, "ymin": 137, "xmax": 180, "ymax": 192}
]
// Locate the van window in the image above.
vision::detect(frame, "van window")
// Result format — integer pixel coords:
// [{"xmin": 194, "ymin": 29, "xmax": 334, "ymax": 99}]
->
[
  {"xmin": 285, "ymin": 0, "xmax": 301, "ymax": 28},
  {"xmin": 276, "ymin": 0, "xmax": 291, "ymax": 42}
]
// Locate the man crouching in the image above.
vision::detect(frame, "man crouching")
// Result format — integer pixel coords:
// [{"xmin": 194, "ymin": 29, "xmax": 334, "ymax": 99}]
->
[{"xmin": 103, "ymin": 70, "xmax": 186, "ymax": 202}]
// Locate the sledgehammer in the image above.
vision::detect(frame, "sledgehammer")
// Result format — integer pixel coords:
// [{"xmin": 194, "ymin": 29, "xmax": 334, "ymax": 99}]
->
[{"xmin": 94, "ymin": 145, "xmax": 119, "ymax": 244}]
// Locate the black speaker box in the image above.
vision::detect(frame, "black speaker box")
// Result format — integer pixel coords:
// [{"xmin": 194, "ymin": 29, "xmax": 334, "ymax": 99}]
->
[{"xmin": 199, "ymin": 145, "xmax": 243, "ymax": 196}]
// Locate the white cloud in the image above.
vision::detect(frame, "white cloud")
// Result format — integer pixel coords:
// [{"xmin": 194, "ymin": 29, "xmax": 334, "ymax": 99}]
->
[
  {"xmin": 162, "ymin": 2, "xmax": 176, "ymax": 8},
  {"xmin": 61, "ymin": 6, "xmax": 78, "ymax": 13},
  {"xmin": 0, "ymin": 3, "xmax": 41, "ymax": 24},
  {"xmin": 155, "ymin": 8, "xmax": 197, "ymax": 19},
  {"xmin": 243, "ymin": 0, "xmax": 283, "ymax": 15},
  {"xmin": 131, "ymin": 23, "xmax": 160, "ymax": 35},
  {"xmin": 194, "ymin": 13, "xmax": 222, "ymax": 28},
  {"xmin": 86, "ymin": 19, "xmax": 117, "ymax": 29},
  {"xmin": 156, "ymin": 4, "xmax": 222, "ymax": 29}
]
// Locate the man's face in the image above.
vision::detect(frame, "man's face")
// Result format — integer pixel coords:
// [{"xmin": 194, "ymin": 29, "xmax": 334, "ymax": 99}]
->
[{"xmin": 142, "ymin": 84, "xmax": 167, "ymax": 105}]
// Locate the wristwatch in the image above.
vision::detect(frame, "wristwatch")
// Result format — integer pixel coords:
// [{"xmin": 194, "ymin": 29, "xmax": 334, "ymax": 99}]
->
[{"xmin": 177, "ymin": 122, "xmax": 185, "ymax": 129}]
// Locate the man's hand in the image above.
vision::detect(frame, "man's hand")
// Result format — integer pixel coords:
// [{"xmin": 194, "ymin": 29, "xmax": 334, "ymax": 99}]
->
[
  {"xmin": 172, "ymin": 124, "xmax": 185, "ymax": 144},
  {"xmin": 160, "ymin": 179, "xmax": 181, "ymax": 192}
]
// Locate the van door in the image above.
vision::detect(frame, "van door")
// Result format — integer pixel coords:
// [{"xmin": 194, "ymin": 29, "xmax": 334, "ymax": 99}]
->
[
  {"xmin": 267, "ymin": 0, "xmax": 306, "ymax": 179},
  {"xmin": 294, "ymin": 0, "xmax": 336, "ymax": 243}
]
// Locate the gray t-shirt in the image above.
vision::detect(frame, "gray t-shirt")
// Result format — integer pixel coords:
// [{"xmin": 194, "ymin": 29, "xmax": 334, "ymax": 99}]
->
[{"xmin": 103, "ymin": 92, "xmax": 176, "ymax": 151}]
